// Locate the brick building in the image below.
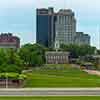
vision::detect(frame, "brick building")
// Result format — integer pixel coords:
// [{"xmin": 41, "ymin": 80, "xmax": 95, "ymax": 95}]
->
[
  {"xmin": 45, "ymin": 51, "xmax": 69, "ymax": 64},
  {"xmin": 0, "ymin": 33, "xmax": 20, "ymax": 49}
]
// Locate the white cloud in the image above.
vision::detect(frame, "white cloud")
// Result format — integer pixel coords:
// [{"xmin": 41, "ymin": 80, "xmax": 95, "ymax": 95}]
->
[
  {"xmin": 33, "ymin": 0, "xmax": 100, "ymax": 15},
  {"xmin": 0, "ymin": 0, "xmax": 34, "ymax": 8}
]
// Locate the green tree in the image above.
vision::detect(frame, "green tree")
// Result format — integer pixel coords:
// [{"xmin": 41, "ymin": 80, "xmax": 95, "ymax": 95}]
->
[
  {"xmin": 97, "ymin": 49, "xmax": 100, "ymax": 55},
  {"xmin": 0, "ymin": 48, "xmax": 23, "ymax": 73},
  {"xmin": 6, "ymin": 49, "xmax": 23, "ymax": 66},
  {"xmin": 0, "ymin": 64, "xmax": 23, "ymax": 73},
  {"xmin": 60, "ymin": 44, "xmax": 96, "ymax": 57},
  {"xmin": 0, "ymin": 49, "xmax": 8, "ymax": 65},
  {"xmin": 19, "ymin": 43, "xmax": 46, "ymax": 67}
]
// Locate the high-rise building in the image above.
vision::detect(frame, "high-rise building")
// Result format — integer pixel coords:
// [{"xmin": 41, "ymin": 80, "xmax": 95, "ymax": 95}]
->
[
  {"xmin": 55, "ymin": 9, "xmax": 76, "ymax": 45},
  {"xmin": 36, "ymin": 7, "xmax": 56, "ymax": 47}
]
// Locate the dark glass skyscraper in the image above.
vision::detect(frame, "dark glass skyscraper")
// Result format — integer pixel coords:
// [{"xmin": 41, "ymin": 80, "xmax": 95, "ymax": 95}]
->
[{"xmin": 36, "ymin": 7, "xmax": 56, "ymax": 47}]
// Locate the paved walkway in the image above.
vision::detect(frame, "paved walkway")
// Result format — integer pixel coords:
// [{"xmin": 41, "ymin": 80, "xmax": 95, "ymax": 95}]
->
[
  {"xmin": 84, "ymin": 70, "xmax": 100, "ymax": 76},
  {"xmin": 0, "ymin": 88, "xmax": 100, "ymax": 96}
]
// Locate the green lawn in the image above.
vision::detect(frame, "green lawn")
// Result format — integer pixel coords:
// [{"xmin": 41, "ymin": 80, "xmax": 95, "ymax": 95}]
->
[
  {"xmin": 25, "ymin": 64, "xmax": 100, "ymax": 87},
  {"xmin": 1, "ymin": 97, "xmax": 100, "ymax": 100}
]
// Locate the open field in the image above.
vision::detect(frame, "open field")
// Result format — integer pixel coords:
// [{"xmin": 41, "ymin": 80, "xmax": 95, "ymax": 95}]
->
[
  {"xmin": 1, "ymin": 97, "xmax": 100, "ymax": 100},
  {"xmin": 24, "ymin": 64, "xmax": 100, "ymax": 87}
]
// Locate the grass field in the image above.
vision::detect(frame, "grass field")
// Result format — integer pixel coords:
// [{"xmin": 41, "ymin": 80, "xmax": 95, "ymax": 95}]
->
[
  {"xmin": 1, "ymin": 97, "xmax": 100, "ymax": 100},
  {"xmin": 25, "ymin": 64, "xmax": 100, "ymax": 87}
]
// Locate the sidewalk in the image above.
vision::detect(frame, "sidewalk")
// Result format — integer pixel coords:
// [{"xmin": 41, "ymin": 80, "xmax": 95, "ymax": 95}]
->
[
  {"xmin": 1, "ymin": 88, "xmax": 100, "ymax": 91},
  {"xmin": 84, "ymin": 70, "xmax": 100, "ymax": 76}
]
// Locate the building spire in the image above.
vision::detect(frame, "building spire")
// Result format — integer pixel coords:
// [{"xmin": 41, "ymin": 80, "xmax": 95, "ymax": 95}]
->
[{"xmin": 55, "ymin": 40, "xmax": 60, "ymax": 52}]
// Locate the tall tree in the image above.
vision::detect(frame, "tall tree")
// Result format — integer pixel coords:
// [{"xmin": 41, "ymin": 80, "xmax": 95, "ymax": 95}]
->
[
  {"xmin": 0, "ymin": 48, "xmax": 23, "ymax": 73},
  {"xmin": 19, "ymin": 43, "xmax": 46, "ymax": 67}
]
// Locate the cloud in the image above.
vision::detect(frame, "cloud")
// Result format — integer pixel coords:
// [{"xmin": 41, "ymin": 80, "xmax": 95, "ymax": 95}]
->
[
  {"xmin": 33, "ymin": 0, "xmax": 100, "ymax": 15},
  {"xmin": 0, "ymin": 0, "xmax": 34, "ymax": 8}
]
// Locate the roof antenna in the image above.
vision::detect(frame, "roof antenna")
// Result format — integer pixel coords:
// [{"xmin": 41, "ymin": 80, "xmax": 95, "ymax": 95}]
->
[{"xmin": 64, "ymin": 0, "xmax": 66, "ymax": 9}]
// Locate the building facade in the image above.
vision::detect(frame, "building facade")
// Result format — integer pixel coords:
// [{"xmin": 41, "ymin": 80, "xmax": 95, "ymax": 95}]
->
[
  {"xmin": 75, "ymin": 32, "xmax": 90, "ymax": 45},
  {"xmin": 45, "ymin": 51, "xmax": 69, "ymax": 64},
  {"xmin": 55, "ymin": 9, "xmax": 76, "ymax": 45},
  {"xmin": 0, "ymin": 33, "xmax": 20, "ymax": 49}
]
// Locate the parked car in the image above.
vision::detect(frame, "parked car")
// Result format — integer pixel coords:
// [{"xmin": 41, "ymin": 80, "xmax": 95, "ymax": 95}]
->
[{"xmin": 80, "ymin": 63, "xmax": 96, "ymax": 70}]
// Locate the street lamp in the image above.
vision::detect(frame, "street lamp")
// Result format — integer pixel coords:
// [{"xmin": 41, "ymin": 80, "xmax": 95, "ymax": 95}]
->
[{"xmin": 5, "ymin": 73, "xmax": 8, "ymax": 88}]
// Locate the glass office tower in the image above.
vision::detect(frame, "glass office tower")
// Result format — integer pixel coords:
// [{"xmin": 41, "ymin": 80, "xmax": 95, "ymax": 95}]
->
[{"xmin": 36, "ymin": 7, "xmax": 55, "ymax": 47}]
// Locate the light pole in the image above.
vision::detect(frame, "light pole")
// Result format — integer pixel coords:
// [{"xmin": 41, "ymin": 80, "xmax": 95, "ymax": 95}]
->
[{"xmin": 5, "ymin": 73, "xmax": 8, "ymax": 88}]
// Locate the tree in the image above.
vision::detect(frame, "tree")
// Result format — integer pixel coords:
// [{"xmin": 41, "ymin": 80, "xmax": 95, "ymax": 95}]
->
[
  {"xmin": 0, "ymin": 64, "xmax": 23, "ymax": 73},
  {"xmin": 0, "ymin": 48, "xmax": 24, "ymax": 73},
  {"xmin": 30, "ymin": 52, "xmax": 43, "ymax": 66},
  {"xmin": 60, "ymin": 44, "xmax": 96, "ymax": 58},
  {"xmin": 97, "ymin": 49, "xmax": 100, "ymax": 55},
  {"xmin": 0, "ymin": 49, "xmax": 8, "ymax": 65},
  {"xmin": 6, "ymin": 49, "xmax": 23, "ymax": 66},
  {"xmin": 19, "ymin": 43, "xmax": 46, "ymax": 67}
]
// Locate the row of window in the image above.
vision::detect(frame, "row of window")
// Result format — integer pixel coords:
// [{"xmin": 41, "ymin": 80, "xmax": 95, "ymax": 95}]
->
[
  {"xmin": 57, "ymin": 33, "xmax": 74, "ymax": 36},
  {"xmin": 58, "ymin": 16, "xmax": 74, "ymax": 24},
  {"xmin": 56, "ymin": 37, "xmax": 73, "ymax": 41},
  {"xmin": 57, "ymin": 31, "xmax": 74, "ymax": 33},
  {"xmin": 46, "ymin": 56, "xmax": 68, "ymax": 59}
]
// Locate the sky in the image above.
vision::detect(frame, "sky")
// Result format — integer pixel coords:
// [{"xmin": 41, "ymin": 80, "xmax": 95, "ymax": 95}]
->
[{"xmin": 0, "ymin": 0, "xmax": 100, "ymax": 48}]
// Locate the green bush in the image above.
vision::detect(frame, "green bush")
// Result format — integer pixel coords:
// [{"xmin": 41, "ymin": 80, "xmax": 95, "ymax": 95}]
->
[
  {"xmin": 0, "ymin": 73, "xmax": 27, "ymax": 80},
  {"xmin": 0, "ymin": 64, "xmax": 23, "ymax": 73}
]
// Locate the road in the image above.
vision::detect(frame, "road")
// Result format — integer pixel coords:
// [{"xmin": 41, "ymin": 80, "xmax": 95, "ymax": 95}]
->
[{"xmin": 0, "ymin": 88, "xmax": 100, "ymax": 96}]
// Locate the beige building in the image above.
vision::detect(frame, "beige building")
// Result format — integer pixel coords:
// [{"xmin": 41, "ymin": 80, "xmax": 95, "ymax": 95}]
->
[
  {"xmin": 54, "ymin": 9, "xmax": 90, "ymax": 47},
  {"xmin": 55, "ymin": 9, "xmax": 76, "ymax": 46},
  {"xmin": 45, "ymin": 51, "xmax": 69, "ymax": 64}
]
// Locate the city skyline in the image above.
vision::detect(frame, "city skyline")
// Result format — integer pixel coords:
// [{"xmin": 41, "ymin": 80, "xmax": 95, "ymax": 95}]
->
[
  {"xmin": 35, "ymin": 0, "xmax": 100, "ymax": 49},
  {"xmin": 0, "ymin": 0, "xmax": 100, "ymax": 48},
  {"xmin": 36, "ymin": 8, "xmax": 90, "ymax": 48}
]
